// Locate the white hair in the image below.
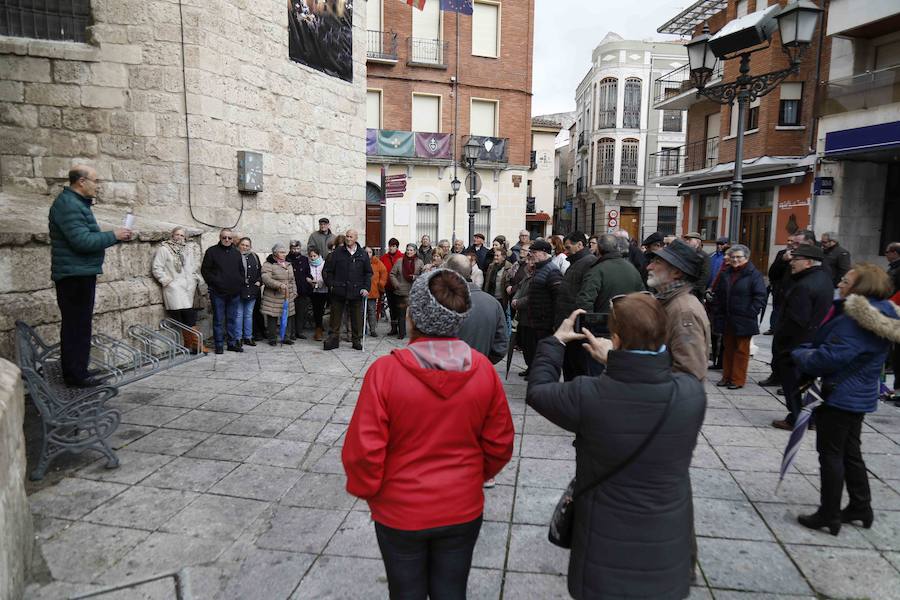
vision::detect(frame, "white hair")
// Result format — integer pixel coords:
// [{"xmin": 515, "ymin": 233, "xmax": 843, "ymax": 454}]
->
[{"xmin": 614, "ymin": 230, "xmax": 629, "ymax": 240}]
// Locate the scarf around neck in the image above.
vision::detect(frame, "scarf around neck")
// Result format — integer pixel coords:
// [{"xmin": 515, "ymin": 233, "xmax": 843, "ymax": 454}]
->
[
  {"xmin": 402, "ymin": 255, "xmax": 417, "ymax": 282},
  {"xmin": 163, "ymin": 239, "xmax": 185, "ymax": 273}
]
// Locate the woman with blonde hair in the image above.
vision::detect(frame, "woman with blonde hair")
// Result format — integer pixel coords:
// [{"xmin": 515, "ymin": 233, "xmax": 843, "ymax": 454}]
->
[
  {"xmin": 151, "ymin": 226, "xmax": 207, "ymax": 352},
  {"xmin": 260, "ymin": 243, "xmax": 298, "ymax": 345}
]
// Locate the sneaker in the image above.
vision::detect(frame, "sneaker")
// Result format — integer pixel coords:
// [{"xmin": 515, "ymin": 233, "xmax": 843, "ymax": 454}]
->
[{"xmin": 483, "ymin": 478, "xmax": 496, "ymax": 489}]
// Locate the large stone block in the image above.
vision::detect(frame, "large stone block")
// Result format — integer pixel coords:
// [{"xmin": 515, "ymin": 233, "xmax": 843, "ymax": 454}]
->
[
  {"xmin": 37, "ymin": 106, "xmax": 61, "ymax": 128},
  {"xmin": 0, "ymin": 287, "xmax": 58, "ymax": 331},
  {"xmin": 61, "ymin": 108, "xmax": 108, "ymax": 132},
  {"xmin": 98, "ymin": 44, "xmax": 143, "ymax": 65},
  {"xmin": 81, "ymin": 86, "xmax": 126, "ymax": 109},
  {"xmin": 0, "ymin": 56, "xmax": 51, "ymax": 83},
  {"xmin": 24, "ymin": 82, "xmax": 81, "ymax": 107},
  {"xmin": 0, "ymin": 245, "xmax": 51, "ymax": 294},
  {"xmin": 90, "ymin": 63, "xmax": 130, "ymax": 88},
  {"xmin": 0, "ymin": 81, "xmax": 24, "ymax": 102},
  {"xmin": 99, "ymin": 134, "xmax": 141, "ymax": 159},
  {"xmin": 0, "ymin": 359, "xmax": 33, "ymax": 600},
  {"xmin": 0, "ymin": 156, "xmax": 33, "ymax": 178},
  {"xmin": 52, "ymin": 60, "xmax": 91, "ymax": 84},
  {"xmin": 49, "ymin": 130, "xmax": 98, "ymax": 156},
  {"xmin": 33, "ymin": 156, "xmax": 76, "ymax": 179}
]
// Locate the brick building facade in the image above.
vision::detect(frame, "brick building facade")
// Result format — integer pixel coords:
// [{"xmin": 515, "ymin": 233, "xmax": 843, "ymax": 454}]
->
[{"xmin": 364, "ymin": 0, "xmax": 540, "ymax": 249}]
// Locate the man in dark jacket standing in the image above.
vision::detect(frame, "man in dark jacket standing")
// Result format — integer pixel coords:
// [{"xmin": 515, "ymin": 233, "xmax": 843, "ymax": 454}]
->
[
  {"xmin": 287, "ymin": 240, "xmax": 313, "ymax": 339},
  {"xmin": 514, "ymin": 239, "xmax": 561, "ymax": 374},
  {"xmin": 554, "ymin": 232, "xmax": 596, "ymax": 380},
  {"xmin": 324, "ymin": 229, "xmax": 372, "ymax": 350},
  {"xmin": 49, "ymin": 165, "xmax": 132, "ymax": 386},
  {"xmin": 466, "ymin": 233, "xmax": 490, "ymax": 273},
  {"xmin": 201, "ymin": 228, "xmax": 245, "ymax": 354},
  {"xmin": 771, "ymin": 244, "xmax": 835, "ymax": 429},
  {"xmin": 821, "ymin": 232, "xmax": 851, "ymax": 288},
  {"xmin": 445, "ymin": 255, "xmax": 508, "ymax": 363},
  {"xmin": 576, "ymin": 234, "xmax": 645, "ymax": 315},
  {"xmin": 683, "ymin": 232, "xmax": 711, "ymax": 301},
  {"xmin": 888, "ymin": 242, "xmax": 900, "ymax": 395}
]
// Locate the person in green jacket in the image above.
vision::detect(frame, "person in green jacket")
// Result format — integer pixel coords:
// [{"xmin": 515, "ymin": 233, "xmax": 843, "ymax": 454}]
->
[{"xmin": 49, "ymin": 165, "xmax": 132, "ymax": 387}]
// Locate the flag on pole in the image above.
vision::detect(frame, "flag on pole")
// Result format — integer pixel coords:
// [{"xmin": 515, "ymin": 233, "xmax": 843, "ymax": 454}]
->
[
  {"xmin": 440, "ymin": 0, "xmax": 473, "ymax": 14},
  {"xmin": 775, "ymin": 380, "xmax": 824, "ymax": 494},
  {"xmin": 400, "ymin": 0, "xmax": 426, "ymax": 10}
]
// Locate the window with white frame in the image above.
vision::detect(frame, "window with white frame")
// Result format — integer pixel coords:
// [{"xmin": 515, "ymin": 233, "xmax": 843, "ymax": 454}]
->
[
  {"xmin": 412, "ymin": 94, "xmax": 441, "ymax": 133},
  {"xmin": 474, "ymin": 204, "xmax": 491, "ymax": 240},
  {"xmin": 778, "ymin": 83, "xmax": 802, "ymax": 126},
  {"xmin": 416, "ymin": 204, "xmax": 439, "ymax": 243},
  {"xmin": 736, "ymin": 0, "xmax": 748, "ymax": 18},
  {"xmin": 472, "ymin": 1, "xmax": 499, "ymax": 58},
  {"xmin": 596, "ymin": 138, "xmax": 615, "ymax": 185},
  {"xmin": 621, "ymin": 139, "xmax": 639, "ymax": 185},
  {"xmin": 697, "ymin": 194, "xmax": 718, "ymax": 241},
  {"xmin": 623, "ymin": 78, "xmax": 642, "ymax": 129},
  {"xmin": 411, "ymin": 0, "xmax": 442, "ymax": 64},
  {"xmin": 366, "ymin": 90, "xmax": 382, "ymax": 130},
  {"xmin": 470, "ymin": 99, "xmax": 498, "ymax": 136},
  {"xmin": 367, "ymin": 0, "xmax": 382, "ymax": 32},
  {"xmin": 730, "ymin": 97, "xmax": 760, "ymax": 135},
  {"xmin": 597, "ymin": 78, "xmax": 617, "ymax": 129}
]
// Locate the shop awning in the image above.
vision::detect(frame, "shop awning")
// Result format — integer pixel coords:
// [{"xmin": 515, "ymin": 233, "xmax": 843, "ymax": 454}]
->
[
  {"xmin": 825, "ymin": 121, "xmax": 900, "ymax": 156},
  {"xmin": 526, "ymin": 212, "xmax": 551, "ymax": 222}
]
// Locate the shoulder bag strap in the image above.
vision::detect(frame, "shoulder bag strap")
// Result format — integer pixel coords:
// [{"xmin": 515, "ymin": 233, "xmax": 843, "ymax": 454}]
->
[{"xmin": 572, "ymin": 383, "xmax": 677, "ymax": 500}]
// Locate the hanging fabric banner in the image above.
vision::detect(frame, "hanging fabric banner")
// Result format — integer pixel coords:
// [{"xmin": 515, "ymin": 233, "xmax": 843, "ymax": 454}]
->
[
  {"xmin": 366, "ymin": 129, "xmax": 377, "ymax": 155},
  {"xmin": 467, "ymin": 136, "xmax": 508, "ymax": 162},
  {"xmin": 415, "ymin": 132, "xmax": 452, "ymax": 159},
  {"xmin": 376, "ymin": 130, "xmax": 416, "ymax": 157},
  {"xmin": 288, "ymin": 0, "xmax": 353, "ymax": 82},
  {"xmin": 439, "ymin": 0, "xmax": 473, "ymax": 14}
]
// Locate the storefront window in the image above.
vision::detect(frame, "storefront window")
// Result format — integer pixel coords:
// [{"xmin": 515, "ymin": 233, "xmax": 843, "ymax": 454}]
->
[
  {"xmin": 698, "ymin": 194, "xmax": 719, "ymax": 241},
  {"xmin": 742, "ymin": 189, "xmax": 773, "ymax": 210}
]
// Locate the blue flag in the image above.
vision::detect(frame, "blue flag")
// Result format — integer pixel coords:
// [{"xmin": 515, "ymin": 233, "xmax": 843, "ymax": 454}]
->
[{"xmin": 440, "ymin": 0, "xmax": 473, "ymax": 15}]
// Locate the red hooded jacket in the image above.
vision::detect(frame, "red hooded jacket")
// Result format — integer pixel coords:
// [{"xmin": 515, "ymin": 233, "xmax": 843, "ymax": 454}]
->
[
  {"xmin": 342, "ymin": 338, "xmax": 514, "ymax": 530},
  {"xmin": 381, "ymin": 250, "xmax": 403, "ymax": 291}
]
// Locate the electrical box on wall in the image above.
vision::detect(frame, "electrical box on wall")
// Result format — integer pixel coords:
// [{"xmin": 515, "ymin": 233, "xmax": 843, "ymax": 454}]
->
[{"xmin": 237, "ymin": 151, "xmax": 263, "ymax": 193}]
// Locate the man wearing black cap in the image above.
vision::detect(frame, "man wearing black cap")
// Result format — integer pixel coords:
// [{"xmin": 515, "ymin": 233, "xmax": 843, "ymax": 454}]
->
[
  {"xmin": 642, "ymin": 232, "xmax": 664, "ymax": 282},
  {"xmin": 514, "ymin": 239, "xmax": 562, "ymax": 377},
  {"xmin": 647, "ymin": 239, "xmax": 711, "ymax": 381},
  {"xmin": 308, "ymin": 217, "xmax": 335, "ymax": 257},
  {"xmin": 683, "ymin": 232, "xmax": 711, "ymax": 301},
  {"xmin": 466, "ymin": 233, "xmax": 490, "ymax": 273},
  {"xmin": 708, "ymin": 237, "xmax": 730, "ymax": 288},
  {"xmin": 771, "ymin": 244, "xmax": 834, "ymax": 430}
]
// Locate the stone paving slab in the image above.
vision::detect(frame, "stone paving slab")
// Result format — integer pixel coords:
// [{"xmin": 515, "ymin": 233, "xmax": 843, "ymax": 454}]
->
[{"xmin": 22, "ymin": 331, "xmax": 900, "ymax": 599}]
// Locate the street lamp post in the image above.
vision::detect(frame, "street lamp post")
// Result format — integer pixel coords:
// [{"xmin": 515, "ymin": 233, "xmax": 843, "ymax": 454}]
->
[
  {"xmin": 687, "ymin": 0, "xmax": 823, "ymax": 244},
  {"xmin": 463, "ymin": 138, "xmax": 480, "ymax": 244}
]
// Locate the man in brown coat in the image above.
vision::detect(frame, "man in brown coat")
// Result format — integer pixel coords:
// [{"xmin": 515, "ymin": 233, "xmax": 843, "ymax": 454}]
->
[{"xmin": 647, "ymin": 239, "xmax": 711, "ymax": 382}]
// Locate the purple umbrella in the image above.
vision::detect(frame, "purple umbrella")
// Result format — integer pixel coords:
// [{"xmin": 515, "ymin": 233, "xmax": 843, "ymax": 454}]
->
[{"xmin": 775, "ymin": 380, "xmax": 824, "ymax": 494}]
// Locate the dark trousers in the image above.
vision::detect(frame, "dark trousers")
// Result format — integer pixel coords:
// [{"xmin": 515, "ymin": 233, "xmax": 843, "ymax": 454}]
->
[
  {"xmin": 266, "ymin": 314, "xmax": 295, "ymax": 342},
  {"xmin": 710, "ymin": 333, "xmax": 723, "ymax": 368},
  {"xmin": 374, "ymin": 516, "xmax": 482, "ymax": 600},
  {"xmin": 520, "ymin": 327, "xmax": 551, "ymax": 367},
  {"xmin": 294, "ymin": 296, "xmax": 311, "ymax": 336},
  {"xmin": 55, "ymin": 275, "xmax": 97, "ymax": 382},
  {"xmin": 329, "ymin": 296, "xmax": 362, "ymax": 343},
  {"xmin": 816, "ymin": 404, "xmax": 871, "ymax": 518},
  {"xmin": 167, "ymin": 308, "xmax": 198, "ymax": 327},
  {"xmin": 387, "ymin": 290, "xmax": 400, "ymax": 332},
  {"xmin": 395, "ymin": 302, "xmax": 408, "ymax": 338},
  {"xmin": 209, "ymin": 290, "xmax": 240, "ymax": 348},
  {"xmin": 311, "ymin": 293, "xmax": 328, "ymax": 329}
]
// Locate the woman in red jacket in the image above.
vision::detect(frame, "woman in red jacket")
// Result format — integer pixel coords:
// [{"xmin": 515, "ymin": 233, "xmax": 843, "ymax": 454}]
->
[{"xmin": 342, "ymin": 269, "xmax": 514, "ymax": 599}]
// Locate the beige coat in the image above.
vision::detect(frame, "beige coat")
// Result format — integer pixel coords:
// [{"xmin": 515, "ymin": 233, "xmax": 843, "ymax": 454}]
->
[
  {"xmin": 658, "ymin": 283, "xmax": 711, "ymax": 381},
  {"xmin": 260, "ymin": 260, "xmax": 298, "ymax": 317},
  {"xmin": 389, "ymin": 258, "xmax": 424, "ymax": 298},
  {"xmin": 152, "ymin": 241, "xmax": 205, "ymax": 311}
]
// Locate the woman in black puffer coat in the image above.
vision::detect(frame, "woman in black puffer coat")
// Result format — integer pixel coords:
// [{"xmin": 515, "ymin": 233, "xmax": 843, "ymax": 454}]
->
[
  {"xmin": 526, "ymin": 294, "xmax": 706, "ymax": 600},
  {"xmin": 710, "ymin": 243, "xmax": 767, "ymax": 389}
]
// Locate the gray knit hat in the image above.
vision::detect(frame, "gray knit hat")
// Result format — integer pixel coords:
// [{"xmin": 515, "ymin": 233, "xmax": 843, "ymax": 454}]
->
[{"xmin": 408, "ymin": 268, "xmax": 472, "ymax": 338}]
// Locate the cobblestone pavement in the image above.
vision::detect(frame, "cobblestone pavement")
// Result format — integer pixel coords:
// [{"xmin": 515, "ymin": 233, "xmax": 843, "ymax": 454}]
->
[{"xmin": 22, "ymin": 325, "xmax": 900, "ymax": 599}]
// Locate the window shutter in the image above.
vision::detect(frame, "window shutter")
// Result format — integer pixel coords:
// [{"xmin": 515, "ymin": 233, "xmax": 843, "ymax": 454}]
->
[
  {"xmin": 367, "ymin": 91, "xmax": 382, "ymax": 130},
  {"xmin": 412, "ymin": 95, "xmax": 440, "ymax": 133},
  {"xmin": 471, "ymin": 100, "xmax": 497, "ymax": 136},
  {"xmin": 472, "ymin": 2, "xmax": 499, "ymax": 57}
]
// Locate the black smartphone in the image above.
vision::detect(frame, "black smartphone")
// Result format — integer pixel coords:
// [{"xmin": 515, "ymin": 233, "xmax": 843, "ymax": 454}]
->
[{"xmin": 574, "ymin": 312, "xmax": 609, "ymax": 337}]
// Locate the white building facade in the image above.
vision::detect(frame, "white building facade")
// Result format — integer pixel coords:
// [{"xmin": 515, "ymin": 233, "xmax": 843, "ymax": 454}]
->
[{"xmin": 572, "ymin": 33, "xmax": 687, "ymax": 241}]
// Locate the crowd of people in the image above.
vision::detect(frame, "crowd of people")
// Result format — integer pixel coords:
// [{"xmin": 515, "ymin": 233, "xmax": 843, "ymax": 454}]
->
[{"xmin": 47, "ymin": 165, "xmax": 900, "ymax": 599}]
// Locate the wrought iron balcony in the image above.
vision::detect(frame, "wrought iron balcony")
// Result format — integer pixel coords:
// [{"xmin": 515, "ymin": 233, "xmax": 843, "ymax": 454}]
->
[
  {"xmin": 577, "ymin": 131, "xmax": 585, "ymax": 148},
  {"xmin": 530, "ymin": 151, "xmax": 537, "ymax": 170},
  {"xmin": 647, "ymin": 136, "xmax": 720, "ymax": 180},
  {"xmin": 620, "ymin": 163, "xmax": 638, "ymax": 185},
  {"xmin": 652, "ymin": 62, "xmax": 724, "ymax": 110},
  {"xmin": 462, "ymin": 135, "xmax": 509, "ymax": 163},
  {"xmin": 408, "ymin": 37, "xmax": 449, "ymax": 68},
  {"xmin": 576, "ymin": 177, "xmax": 585, "ymax": 194},
  {"xmin": 367, "ymin": 30, "xmax": 399, "ymax": 63}
]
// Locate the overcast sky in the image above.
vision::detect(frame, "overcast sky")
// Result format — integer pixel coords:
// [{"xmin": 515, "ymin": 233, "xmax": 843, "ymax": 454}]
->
[{"xmin": 532, "ymin": 0, "xmax": 692, "ymax": 116}]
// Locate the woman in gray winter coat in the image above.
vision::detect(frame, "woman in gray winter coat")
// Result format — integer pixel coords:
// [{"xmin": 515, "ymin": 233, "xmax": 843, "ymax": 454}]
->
[
  {"xmin": 526, "ymin": 293, "xmax": 706, "ymax": 600},
  {"xmin": 389, "ymin": 243, "xmax": 424, "ymax": 339}
]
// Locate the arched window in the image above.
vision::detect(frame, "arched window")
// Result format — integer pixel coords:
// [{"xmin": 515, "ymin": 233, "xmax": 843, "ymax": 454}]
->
[
  {"xmin": 621, "ymin": 138, "xmax": 640, "ymax": 185},
  {"xmin": 624, "ymin": 78, "xmax": 642, "ymax": 129},
  {"xmin": 596, "ymin": 138, "xmax": 615, "ymax": 185},
  {"xmin": 597, "ymin": 78, "xmax": 617, "ymax": 129}
]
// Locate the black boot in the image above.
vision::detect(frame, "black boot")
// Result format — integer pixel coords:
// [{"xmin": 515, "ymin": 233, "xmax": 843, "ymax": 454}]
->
[
  {"xmin": 243, "ymin": 338, "xmax": 256, "ymax": 347},
  {"xmin": 840, "ymin": 506, "xmax": 874, "ymax": 529},
  {"xmin": 797, "ymin": 512, "xmax": 841, "ymax": 536},
  {"xmin": 323, "ymin": 336, "xmax": 339, "ymax": 351}
]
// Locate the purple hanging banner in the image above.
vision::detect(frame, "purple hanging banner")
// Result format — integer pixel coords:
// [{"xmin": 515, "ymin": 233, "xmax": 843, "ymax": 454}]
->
[
  {"xmin": 366, "ymin": 129, "xmax": 377, "ymax": 155},
  {"xmin": 415, "ymin": 132, "xmax": 452, "ymax": 159}
]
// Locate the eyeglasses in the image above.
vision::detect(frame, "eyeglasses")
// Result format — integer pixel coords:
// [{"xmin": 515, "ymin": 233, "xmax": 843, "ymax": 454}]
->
[
  {"xmin": 729, "ymin": 255, "xmax": 746, "ymax": 260},
  {"xmin": 221, "ymin": 236, "xmax": 233, "ymax": 240}
]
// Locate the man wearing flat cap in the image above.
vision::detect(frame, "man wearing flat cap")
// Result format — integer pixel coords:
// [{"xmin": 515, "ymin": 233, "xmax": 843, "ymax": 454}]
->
[
  {"xmin": 771, "ymin": 244, "xmax": 834, "ymax": 430},
  {"xmin": 308, "ymin": 217, "xmax": 335, "ymax": 257},
  {"xmin": 682, "ymin": 232, "xmax": 711, "ymax": 301},
  {"xmin": 646, "ymin": 239, "xmax": 711, "ymax": 381},
  {"xmin": 708, "ymin": 237, "xmax": 730, "ymax": 288}
]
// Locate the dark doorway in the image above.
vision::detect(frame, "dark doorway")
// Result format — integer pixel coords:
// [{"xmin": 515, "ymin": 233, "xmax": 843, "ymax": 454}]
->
[
  {"xmin": 881, "ymin": 163, "xmax": 900, "ymax": 254},
  {"xmin": 365, "ymin": 182, "xmax": 384, "ymax": 254}
]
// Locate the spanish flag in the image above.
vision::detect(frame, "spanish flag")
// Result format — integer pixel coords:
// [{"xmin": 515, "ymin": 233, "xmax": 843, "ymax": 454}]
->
[{"xmin": 400, "ymin": 0, "xmax": 426, "ymax": 10}]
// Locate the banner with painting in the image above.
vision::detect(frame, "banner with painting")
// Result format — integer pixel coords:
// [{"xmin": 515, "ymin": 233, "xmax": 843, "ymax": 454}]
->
[{"xmin": 288, "ymin": 0, "xmax": 353, "ymax": 82}]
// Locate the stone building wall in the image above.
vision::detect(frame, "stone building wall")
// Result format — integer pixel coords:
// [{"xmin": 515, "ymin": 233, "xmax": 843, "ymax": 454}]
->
[
  {"xmin": 0, "ymin": 358, "xmax": 33, "ymax": 599},
  {"xmin": 0, "ymin": 0, "xmax": 368, "ymax": 358}
]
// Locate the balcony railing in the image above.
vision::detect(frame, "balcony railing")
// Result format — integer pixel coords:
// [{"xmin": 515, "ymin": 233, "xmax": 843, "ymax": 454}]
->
[
  {"xmin": 408, "ymin": 37, "xmax": 448, "ymax": 68},
  {"xmin": 647, "ymin": 136, "xmax": 720, "ymax": 179},
  {"xmin": 367, "ymin": 129, "xmax": 453, "ymax": 160},
  {"xmin": 530, "ymin": 150, "xmax": 537, "ymax": 170},
  {"xmin": 462, "ymin": 135, "xmax": 509, "ymax": 163},
  {"xmin": 620, "ymin": 163, "xmax": 638, "ymax": 185},
  {"xmin": 818, "ymin": 64, "xmax": 900, "ymax": 117},
  {"xmin": 526, "ymin": 196, "xmax": 536, "ymax": 213},
  {"xmin": 367, "ymin": 30, "xmax": 398, "ymax": 62},
  {"xmin": 576, "ymin": 177, "xmax": 585, "ymax": 194},
  {"xmin": 652, "ymin": 62, "xmax": 724, "ymax": 106}
]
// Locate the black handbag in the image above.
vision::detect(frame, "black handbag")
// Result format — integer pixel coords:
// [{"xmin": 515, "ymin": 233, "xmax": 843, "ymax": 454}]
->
[{"xmin": 548, "ymin": 386, "xmax": 676, "ymax": 549}]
